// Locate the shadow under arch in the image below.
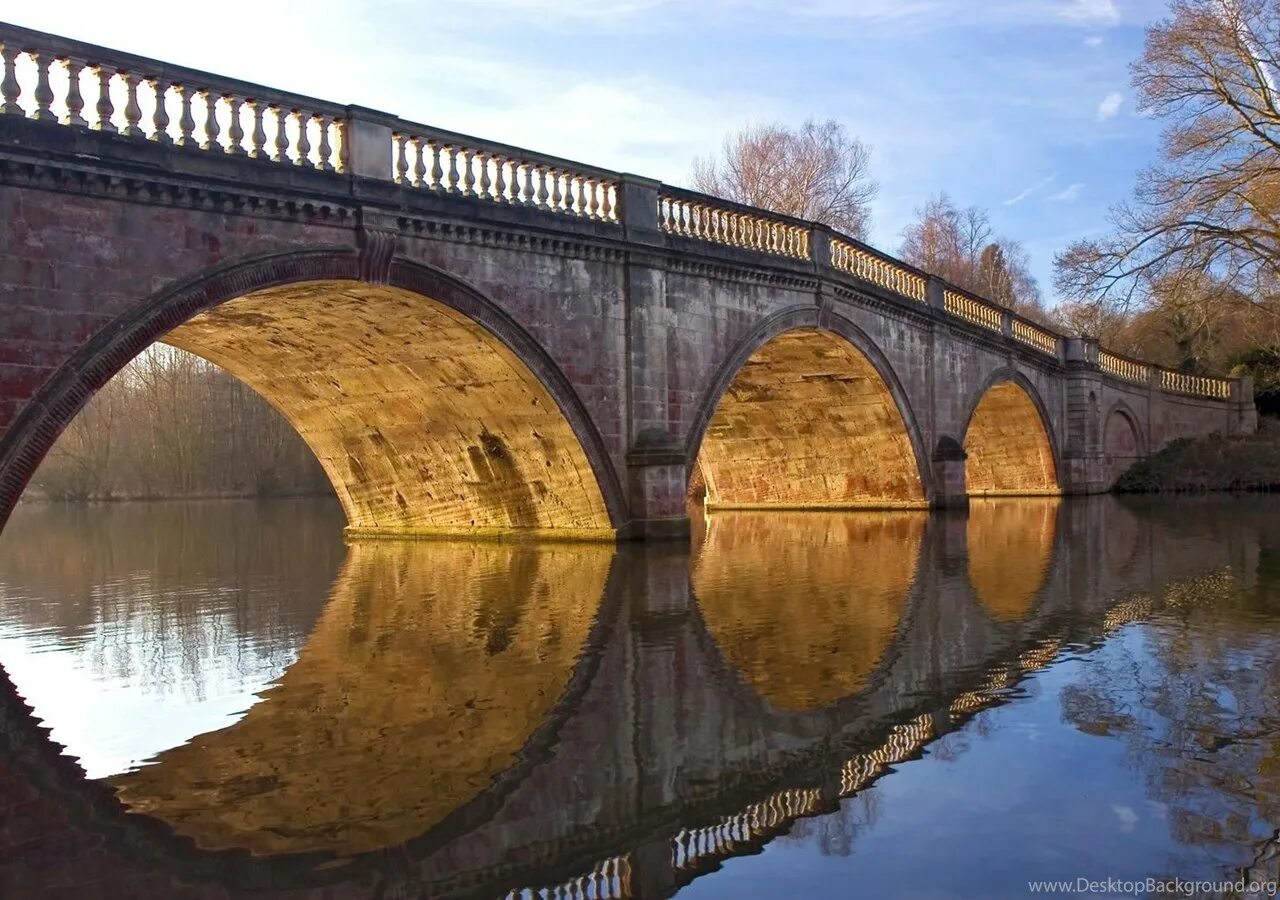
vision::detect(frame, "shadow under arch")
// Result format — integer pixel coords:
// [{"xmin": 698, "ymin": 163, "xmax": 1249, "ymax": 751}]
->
[
  {"xmin": 690, "ymin": 509, "xmax": 927, "ymax": 711},
  {"xmin": 961, "ymin": 369, "xmax": 1061, "ymax": 495},
  {"xmin": 966, "ymin": 497, "xmax": 1062, "ymax": 623},
  {"xmin": 686, "ymin": 306, "xmax": 932, "ymax": 508},
  {"xmin": 0, "ymin": 249, "xmax": 626, "ymax": 538}
]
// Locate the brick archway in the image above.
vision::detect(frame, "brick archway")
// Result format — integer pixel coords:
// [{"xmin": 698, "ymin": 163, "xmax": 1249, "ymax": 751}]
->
[{"xmin": 0, "ymin": 249, "xmax": 627, "ymax": 537}]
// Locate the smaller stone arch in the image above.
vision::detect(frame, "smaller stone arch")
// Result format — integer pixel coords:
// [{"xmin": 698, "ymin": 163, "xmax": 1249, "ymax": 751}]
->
[
  {"xmin": 963, "ymin": 371, "xmax": 1060, "ymax": 495},
  {"xmin": 686, "ymin": 306, "xmax": 932, "ymax": 509},
  {"xmin": 1103, "ymin": 403, "xmax": 1145, "ymax": 487}
]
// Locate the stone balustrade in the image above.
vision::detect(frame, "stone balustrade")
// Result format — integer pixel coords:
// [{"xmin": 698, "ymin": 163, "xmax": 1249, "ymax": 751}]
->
[
  {"xmin": 830, "ymin": 238, "xmax": 927, "ymax": 302},
  {"xmin": 1012, "ymin": 318, "xmax": 1060, "ymax": 357},
  {"xmin": 0, "ymin": 19, "xmax": 1246, "ymax": 402},
  {"xmin": 944, "ymin": 288, "xmax": 1003, "ymax": 333},
  {"xmin": 658, "ymin": 189, "xmax": 811, "ymax": 260},
  {"xmin": 1161, "ymin": 369, "xmax": 1231, "ymax": 400},
  {"xmin": 0, "ymin": 23, "xmax": 347, "ymax": 169},
  {"xmin": 392, "ymin": 122, "xmax": 619, "ymax": 222},
  {"xmin": 1098, "ymin": 350, "xmax": 1149, "ymax": 385}
]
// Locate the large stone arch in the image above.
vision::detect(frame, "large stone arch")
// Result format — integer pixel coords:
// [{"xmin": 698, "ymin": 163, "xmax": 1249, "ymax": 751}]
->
[
  {"xmin": 962, "ymin": 370, "xmax": 1061, "ymax": 496},
  {"xmin": 686, "ymin": 306, "xmax": 931, "ymax": 508},
  {"xmin": 0, "ymin": 249, "xmax": 626, "ymax": 538}
]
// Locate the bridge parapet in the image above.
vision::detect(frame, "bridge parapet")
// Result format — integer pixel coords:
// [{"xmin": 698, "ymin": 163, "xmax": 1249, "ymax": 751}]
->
[
  {"xmin": 830, "ymin": 236, "xmax": 928, "ymax": 302},
  {"xmin": 658, "ymin": 185, "xmax": 811, "ymax": 260}
]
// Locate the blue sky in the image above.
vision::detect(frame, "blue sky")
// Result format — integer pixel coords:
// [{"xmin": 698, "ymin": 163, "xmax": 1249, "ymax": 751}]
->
[{"xmin": 12, "ymin": 0, "xmax": 1170, "ymax": 303}]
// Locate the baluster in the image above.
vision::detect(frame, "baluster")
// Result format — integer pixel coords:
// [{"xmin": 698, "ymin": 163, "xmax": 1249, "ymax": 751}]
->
[
  {"xmin": 60, "ymin": 57, "xmax": 87, "ymax": 126},
  {"xmin": 411, "ymin": 136, "xmax": 426, "ymax": 185},
  {"xmin": 248, "ymin": 99, "xmax": 267, "ymax": 157},
  {"xmin": 149, "ymin": 77, "xmax": 171, "ymax": 143},
  {"xmin": 335, "ymin": 118, "xmax": 349, "ymax": 172},
  {"xmin": 600, "ymin": 183, "xmax": 613, "ymax": 221},
  {"xmin": 200, "ymin": 90, "xmax": 220, "ymax": 150},
  {"xmin": 31, "ymin": 52, "xmax": 55, "ymax": 122},
  {"xmin": 225, "ymin": 95, "xmax": 246, "ymax": 154},
  {"xmin": 478, "ymin": 151, "xmax": 492, "ymax": 199},
  {"xmin": 578, "ymin": 177, "xmax": 590, "ymax": 219},
  {"xmin": 550, "ymin": 168, "xmax": 562, "ymax": 211},
  {"xmin": 271, "ymin": 105, "xmax": 289, "ymax": 162},
  {"xmin": 394, "ymin": 132, "xmax": 409, "ymax": 183},
  {"xmin": 88, "ymin": 63, "xmax": 115, "ymax": 131},
  {"xmin": 588, "ymin": 179, "xmax": 600, "ymax": 220},
  {"xmin": 492, "ymin": 154, "xmax": 506, "ymax": 202},
  {"xmin": 521, "ymin": 161, "xmax": 536, "ymax": 205},
  {"xmin": 294, "ymin": 110, "xmax": 311, "ymax": 167},
  {"xmin": 121, "ymin": 71, "xmax": 144, "ymax": 136},
  {"xmin": 316, "ymin": 116, "xmax": 333, "ymax": 171},
  {"xmin": 427, "ymin": 140, "xmax": 442, "ymax": 189},
  {"xmin": 461, "ymin": 148, "xmax": 476, "ymax": 196},
  {"xmin": 445, "ymin": 144, "xmax": 460, "ymax": 192},
  {"xmin": 566, "ymin": 173, "xmax": 579, "ymax": 213},
  {"xmin": 536, "ymin": 165, "xmax": 549, "ymax": 208},
  {"xmin": 175, "ymin": 84, "xmax": 195, "ymax": 145},
  {"xmin": 0, "ymin": 43, "xmax": 21, "ymax": 116}
]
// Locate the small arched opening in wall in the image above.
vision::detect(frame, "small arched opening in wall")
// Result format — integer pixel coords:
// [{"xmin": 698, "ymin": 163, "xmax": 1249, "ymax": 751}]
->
[
  {"xmin": 962, "ymin": 374, "xmax": 1061, "ymax": 496},
  {"xmin": 0, "ymin": 251, "xmax": 623, "ymax": 540},
  {"xmin": 688, "ymin": 310, "xmax": 930, "ymax": 511},
  {"xmin": 1103, "ymin": 404, "xmax": 1145, "ymax": 487}
]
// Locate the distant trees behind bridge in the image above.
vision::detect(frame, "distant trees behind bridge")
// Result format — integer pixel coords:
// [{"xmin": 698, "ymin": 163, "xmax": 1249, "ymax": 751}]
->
[{"xmin": 30, "ymin": 347, "xmax": 331, "ymax": 502}]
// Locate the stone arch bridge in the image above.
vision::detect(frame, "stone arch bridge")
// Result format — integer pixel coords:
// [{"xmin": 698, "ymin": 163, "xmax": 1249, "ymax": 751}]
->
[{"xmin": 0, "ymin": 23, "xmax": 1257, "ymax": 539}]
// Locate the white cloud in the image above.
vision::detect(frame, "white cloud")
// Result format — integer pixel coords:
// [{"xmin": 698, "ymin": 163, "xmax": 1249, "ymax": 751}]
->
[
  {"xmin": 1096, "ymin": 91, "xmax": 1124, "ymax": 121},
  {"xmin": 1060, "ymin": 0, "xmax": 1120, "ymax": 24},
  {"xmin": 1048, "ymin": 182, "xmax": 1085, "ymax": 202},
  {"xmin": 1084, "ymin": 35, "xmax": 1105, "ymax": 47},
  {"xmin": 1002, "ymin": 172, "xmax": 1057, "ymax": 206}
]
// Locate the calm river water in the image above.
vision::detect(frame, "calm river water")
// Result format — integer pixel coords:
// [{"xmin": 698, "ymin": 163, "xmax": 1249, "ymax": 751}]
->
[{"xmin": 2, "ymin": 496, "xmax": 1280, "ymax": 898}]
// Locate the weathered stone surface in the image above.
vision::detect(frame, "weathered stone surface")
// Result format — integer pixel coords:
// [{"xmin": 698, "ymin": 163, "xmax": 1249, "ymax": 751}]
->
[
  {"xmin": 695, "ymin": 329, "xmax": 925, "ymax": 509},
  {"xmin": 964, "ymin": 381, "xmax": 1059, "ymax": 495},
  {"xmin": 166, "ymin": 282, "xmax": 613, "ymax": 536}
]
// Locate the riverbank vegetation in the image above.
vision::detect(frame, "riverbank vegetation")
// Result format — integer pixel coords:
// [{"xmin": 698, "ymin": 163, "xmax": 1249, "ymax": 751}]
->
[
  {"xmin": 1117, "ymin": 419, "xmax": 1280, "ymax": 493},
  {"xmin": 30, "ymin": 346, "xmax": 331, "ymax": 502}
]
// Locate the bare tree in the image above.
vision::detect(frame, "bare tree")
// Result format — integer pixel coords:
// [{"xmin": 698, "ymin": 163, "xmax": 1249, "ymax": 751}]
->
[
  {"xmin": 30, "ymin": 345, "xmax": 332, "ymax": 501},
  {"xmin": 692, "ymin": 119, "xmax": 878, "ymax": 239},
  {"xmin": 900, "ymin": 193, "xmax": 1047, "ymax": 319},
  {"xmin": 1054, "ymin": 0, "xmax": 1280, "ymax": 316}
]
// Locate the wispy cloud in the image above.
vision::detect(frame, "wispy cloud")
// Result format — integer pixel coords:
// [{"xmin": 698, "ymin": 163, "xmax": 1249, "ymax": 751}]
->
[
  {"xmin": 1048, "ymin": 182, "xmax": 1085, "ymax": 202},
  {"xmin": 1096, "ymin": 91, "xmax": 1124, "ymax": 121},
  {"xmin": 1059, "ymin": 0, "xmax": 1120, "ymax": 25},
  {"xmin": 1003, "ymin": 172, "xmax": 1057, "ymax": 206},
  {"xmin": 1084, "ymin": 35, "xmax": 1104, "ymax": 47}
]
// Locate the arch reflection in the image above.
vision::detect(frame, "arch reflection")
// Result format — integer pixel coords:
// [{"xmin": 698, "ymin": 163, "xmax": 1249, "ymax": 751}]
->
[
  {"xmin": 691, "ymin": 510, "xmax": 926, "ymax": 711},
  {"xmin": 966, "ymin": 498, "xmax": 1060, "ymax": 622},
  {"xmin": 109, "ymin": 538, "xmax": 614, "ymax": 858}
]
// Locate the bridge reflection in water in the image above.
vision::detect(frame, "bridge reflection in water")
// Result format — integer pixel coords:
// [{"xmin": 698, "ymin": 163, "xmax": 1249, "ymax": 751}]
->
[{"xmin": 0, "ymin": 497, "xmax": 1269, "ymax": 898}]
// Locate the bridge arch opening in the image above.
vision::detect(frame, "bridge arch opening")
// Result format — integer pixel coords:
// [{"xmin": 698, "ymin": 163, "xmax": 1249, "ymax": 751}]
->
[
  {"xmin": 963, "ymin": 378, "xmax": 1060, "ymax": 496},
  {"xmin": 8, "ymin": 267, "xmax": 620, "ymax": 539},
  {"xmin": 692, "ymin": 327, "xmax": 927, "ymax": 509}
]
